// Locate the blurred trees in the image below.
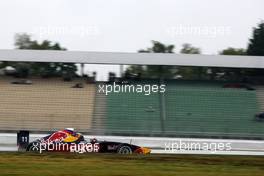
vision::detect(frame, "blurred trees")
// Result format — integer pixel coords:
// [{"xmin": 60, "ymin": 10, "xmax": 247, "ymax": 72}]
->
[
  {"xmin": 125, "ymin": 42, "xmax": 204, "ymax": 80},
  {"xmin": 11, "ymin": 33, "xmax": 77, "ymax": 79},
  {"xmin": 214, "ymin": 22, "xmax": 264, "ymax": 80},
  {"xmin": 220, "ymin": 47, "xmax": 247, "ymax": 55},
  {"xmin": 246, "ymin": 22, "xmax": 264, "ymax": 77},
  {"xmin": 215, "ymin": 47, "xmax": 247, "ymax": 81},
  {"xmin": 1, "ymin": 21, "xmax": 263, "ymax": 81},
  {"xmin": 138, "ymin": 40, "xmax": 175, "ymax": 53},
  {"xmin": 180, "ymin": 43, "xmax": 201, "ymax": 54},
  {"xmin": 125, "ymin": 21, "xmax": 264, "ymax": 81},
  {"xmin": 177, "ymin": 43, "xmax": 205, "ymax": 80},
  {"xmin": 247, "ymin": 22, "xmax": 264, "ymax": 56},
  {"xmin": 126, "ymin": 41, "xmax": 177, "ymax": 79}
]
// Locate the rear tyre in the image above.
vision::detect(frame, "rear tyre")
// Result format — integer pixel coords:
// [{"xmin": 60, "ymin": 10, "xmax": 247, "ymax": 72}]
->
[{"xmin": 117, "ymin": 145, "xmax": 132, "ymax": 154}]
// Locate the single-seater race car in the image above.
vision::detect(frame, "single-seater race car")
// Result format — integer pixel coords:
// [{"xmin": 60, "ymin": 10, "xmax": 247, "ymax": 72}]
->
[{"xmin": 26, "ymin": 128, "xmax": 151, "ymax": 154}]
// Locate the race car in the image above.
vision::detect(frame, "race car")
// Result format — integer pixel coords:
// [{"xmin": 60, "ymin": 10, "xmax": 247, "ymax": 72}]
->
[{"xmin": 26, "ymin": 128, "xmax": 151, "ymax": 154}]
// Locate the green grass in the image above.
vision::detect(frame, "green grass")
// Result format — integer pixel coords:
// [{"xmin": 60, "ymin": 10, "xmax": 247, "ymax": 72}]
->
[{"xmin": 0, "ymin": 152, "xmax": 264, "ymax": 176}]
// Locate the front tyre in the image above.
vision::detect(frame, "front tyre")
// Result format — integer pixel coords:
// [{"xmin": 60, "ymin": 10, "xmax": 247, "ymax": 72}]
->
[{"xmin": 117, "ymin": 145, "xmax": 132, "ymax": 154}]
